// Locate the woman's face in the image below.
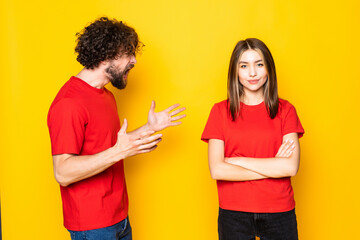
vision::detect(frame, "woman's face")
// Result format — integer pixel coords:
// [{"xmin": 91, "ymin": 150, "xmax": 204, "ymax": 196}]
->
[{"xmin": 238, "ymin": 49, "xmax": 268, "ymax": 95}]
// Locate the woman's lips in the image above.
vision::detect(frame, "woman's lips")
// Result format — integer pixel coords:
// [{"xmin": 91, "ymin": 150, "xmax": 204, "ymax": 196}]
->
[{"xmin": 248, "ymin": 79, "xmax": 259, "ymax": 84}]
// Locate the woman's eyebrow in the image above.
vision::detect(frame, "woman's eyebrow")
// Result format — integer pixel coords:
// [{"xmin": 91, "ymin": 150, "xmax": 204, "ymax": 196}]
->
[{"xmin": 239, "ymin": 59, "xmax": 263, "ymax": 64}]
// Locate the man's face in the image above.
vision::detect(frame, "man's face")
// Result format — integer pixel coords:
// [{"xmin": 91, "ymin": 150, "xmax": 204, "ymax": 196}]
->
[{"xmin": 105, "ymin": 54, "xmax": 137, "ymax": 89}]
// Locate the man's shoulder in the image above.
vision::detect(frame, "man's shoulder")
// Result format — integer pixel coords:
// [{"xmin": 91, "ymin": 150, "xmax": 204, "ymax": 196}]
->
[
  {"xmin": 49, "ymin": 78, "xmax": 86, "ymax": 114},
  {"xmin": 52, "ymin": 77, "xmax": 75, "ymax": 98}
]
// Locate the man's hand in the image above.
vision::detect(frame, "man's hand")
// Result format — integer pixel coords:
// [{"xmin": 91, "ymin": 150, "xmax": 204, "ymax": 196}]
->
[
  {"xmin": 115, "ymin": 118, "xmax": 163, "ymax": 159},
  {"xmin": 147, "ymin": 100, "xmax": 186, "ymax": 132}
]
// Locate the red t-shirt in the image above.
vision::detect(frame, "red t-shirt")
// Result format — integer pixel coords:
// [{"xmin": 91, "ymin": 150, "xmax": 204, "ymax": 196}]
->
[
  {"xmin": 201, "ymin": 99, "xmax": 304, "ymax": 213},
  {"xmin": 47, "ymin": 76, "xmax": 128, "ymax": 231}
]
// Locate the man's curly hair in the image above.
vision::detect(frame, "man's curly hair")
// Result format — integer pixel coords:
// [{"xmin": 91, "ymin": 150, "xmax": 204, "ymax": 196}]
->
[{"xmin": 75, "ymin": 17, "xmax": 143, "ymax": 69}]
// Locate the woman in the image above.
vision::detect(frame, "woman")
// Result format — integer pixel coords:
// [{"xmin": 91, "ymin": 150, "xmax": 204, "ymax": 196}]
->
[{"xmin": 201, "ymin": 38, "xmax": 304, "ymax": 240}]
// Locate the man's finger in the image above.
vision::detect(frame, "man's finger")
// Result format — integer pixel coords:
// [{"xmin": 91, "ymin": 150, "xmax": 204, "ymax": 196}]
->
[
  {"xmin": 164, "ymin": 103, "xmax": 180, "ymax": 113},
  {"xmin": 138, "ymin": 145, "xmax": 158, "ymax": 154},
  {"xmin": 150, "ymin": 100, "xmax": 156, "ymax": 113},
  {"xmin": 133, "ymin": 133, "xmax": 162, "ymax": 145},
  {"xmin": 137, "ymin": 130, "xmax": 155, "ymax": 140},
  {"xmin": 138, "ymin": 138, "xmax": 162, "ymax": 150},
  {"xmin": 170, "ymin": 121, "xmax": 182, "ymax": 126},
  {"xmin": 169, "ymin": 107, "xmax": 186, "ymax": 117},
  {"xmin": 138, "ymin": 133, "xmax": 163, "ymax": 145},
  {"xmin": 119, "ymin": 119, "xmax": 128, "ymax": 134},
  {"xmin": 171, "ymin": 114, "xmax": 186, "ymax": 121}
]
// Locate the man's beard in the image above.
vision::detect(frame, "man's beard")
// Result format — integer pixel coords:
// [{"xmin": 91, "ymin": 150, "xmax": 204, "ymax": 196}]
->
[{"xmin": 105, "ymin": 63, "xmax": 134, "ymax": 89}]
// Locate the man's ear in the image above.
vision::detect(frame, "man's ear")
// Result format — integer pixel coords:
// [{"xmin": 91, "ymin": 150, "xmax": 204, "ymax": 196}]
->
[
  {"xmin": 99, "ymin": 60, "xmax": 110, "ymax": 71},
  {"xmin": 100, "ymin": 60, "xmax": 109, "ymax": 66}
]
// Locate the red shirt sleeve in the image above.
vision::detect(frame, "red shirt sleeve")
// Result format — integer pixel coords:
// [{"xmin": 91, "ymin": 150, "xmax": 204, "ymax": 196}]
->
[
  {"xmin": 47, "ymin": 98, "xmax": 87, "ymax": 155},
  {"xmin": 201, "ymin": 103, "xmax": 225, "ymax": 143},
  {"xmin": 282, "ymin": 102, "xmax": 304, "ymax": 138}
]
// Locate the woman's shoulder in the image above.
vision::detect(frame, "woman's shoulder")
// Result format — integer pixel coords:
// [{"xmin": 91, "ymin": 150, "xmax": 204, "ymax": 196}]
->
[
  {"xmin": 206, "ymin": 100, "xmax": 228, "ymax": 118},
  {"xmin": 212, "ymin": 100, "xmax": 228, "ymax": 112},
  {"xmin": 214, "ymin": 99, "xmax": 228, "ymax": 107},
  {"xmin": 278, "ymin": 98, "xmax": 297, "ymax": 116},
  {"xmin": 279, "ymin": 98, "xmax": 295, "ymax": 109}
]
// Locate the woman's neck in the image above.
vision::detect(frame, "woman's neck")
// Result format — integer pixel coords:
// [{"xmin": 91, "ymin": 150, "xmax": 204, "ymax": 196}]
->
[{"xmin": 241, "ymin": 91, "xmax": 264, "ymax": 105}]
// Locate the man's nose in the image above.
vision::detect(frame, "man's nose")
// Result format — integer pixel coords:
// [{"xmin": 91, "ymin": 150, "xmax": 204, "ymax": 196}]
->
[{"xmin": 130, "ymin": 55, "xmax": 137, "ymax": 64}]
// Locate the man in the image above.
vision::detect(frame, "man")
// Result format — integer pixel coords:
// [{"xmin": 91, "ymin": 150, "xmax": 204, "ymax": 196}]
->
[
  {"xmin": 47, "ymin": 17, "xmax": 185, "ymax": 240},
  {"xmin": 0, "ymin": 201, "xmax": 2, "ymax": 240}
]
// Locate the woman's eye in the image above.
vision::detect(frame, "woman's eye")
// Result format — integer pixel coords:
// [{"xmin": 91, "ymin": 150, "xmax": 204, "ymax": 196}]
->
[
  {"xmin": 257, "ymin": 63, "xmax": 264, "ymax": 67},
  {"xmin": 240, "ymin": 65, "xmax": 247, "ymax": 68}
]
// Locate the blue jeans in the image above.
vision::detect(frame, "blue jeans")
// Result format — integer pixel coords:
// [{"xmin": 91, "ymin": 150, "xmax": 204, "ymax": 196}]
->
[
  {"xmin": 218, "ymin": 208, "xmax": 298, "ymax": 240},
  {"xmin": 68, "ymin": 216, "xmax": 132, "ymax": 240}
]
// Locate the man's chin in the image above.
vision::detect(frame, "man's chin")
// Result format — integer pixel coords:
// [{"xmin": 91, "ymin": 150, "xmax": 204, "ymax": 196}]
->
[{"xmin": 111, "ymin": 80, "xmax": 127, "ymax": 90}]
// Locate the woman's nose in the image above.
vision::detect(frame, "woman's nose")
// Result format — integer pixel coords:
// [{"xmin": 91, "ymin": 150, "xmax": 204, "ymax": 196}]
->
[{"xmin": 249, "ymin": 66, "xmax": 257, "ymax": 77}]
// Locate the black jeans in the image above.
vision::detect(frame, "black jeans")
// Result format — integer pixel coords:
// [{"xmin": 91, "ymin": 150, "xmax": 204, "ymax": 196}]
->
[{"xmin": 218, "ymin": 208, "xmax": 298, "ymax": 240}]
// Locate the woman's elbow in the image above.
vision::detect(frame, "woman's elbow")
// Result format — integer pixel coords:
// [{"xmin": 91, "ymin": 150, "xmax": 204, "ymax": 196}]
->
[
  {"xmin": 287, "ymin": 165, "xmax": 299, "ymax": 177},
  {"xmin": 209, "ymin": 169, "xmax": 218, "ymax": 180},
  {"xmin": 209, "ymin": 167, "xmax": 222, "ymax": 180},
  {"xmin": 54, "ymin": 171, "xmax": 70, "ymax": 187}
]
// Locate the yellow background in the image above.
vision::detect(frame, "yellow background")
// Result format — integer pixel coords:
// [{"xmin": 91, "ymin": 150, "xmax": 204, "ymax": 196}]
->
[{"xmin": 1, "ymin": 0, "xmax": 359, "ymax": 239}]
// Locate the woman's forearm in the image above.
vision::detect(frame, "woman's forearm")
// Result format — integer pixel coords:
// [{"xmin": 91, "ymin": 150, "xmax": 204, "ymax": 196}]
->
[
  {"xmin": 209, "ymin": 160, "xmax": 268, "ymax": 181},
  {"xmin": 224, "ymin": 133, "xmax": 301, "ymax": 178},
  {"xmin": 225, "ymin": 156, "xmax": 298, "ymax": 178},
  {"xmin": 208, "ymin": 139, "xmax": 268, "ymax": 181}
]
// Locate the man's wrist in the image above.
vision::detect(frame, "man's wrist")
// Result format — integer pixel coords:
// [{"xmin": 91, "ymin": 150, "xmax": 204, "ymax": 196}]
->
[
  {"xmin": 109, "ymin": 145, "xmax": 126, "ymax": 162},
  {"xmin": 144, "ymin": 122, "xmax": 154, "ymax": 132}
]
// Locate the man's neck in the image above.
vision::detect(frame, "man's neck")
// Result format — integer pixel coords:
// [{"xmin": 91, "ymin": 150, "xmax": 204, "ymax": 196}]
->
[{"xmin": 76, "ymin": 67, "xmax": 109, "ymax": 89}]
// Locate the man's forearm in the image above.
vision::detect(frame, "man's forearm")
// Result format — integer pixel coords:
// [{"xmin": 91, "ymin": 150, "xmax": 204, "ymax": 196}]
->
[
  {"xmin": 128, "ymin": 122, "xmax": 151, "ymax": 136},
  {"xmin": 53, "ymin": 146, "xmax": 124, "ymax": 187},
  {"xmin": 53, "ymin": 123, "xmax": 162, "ymax": 187}
]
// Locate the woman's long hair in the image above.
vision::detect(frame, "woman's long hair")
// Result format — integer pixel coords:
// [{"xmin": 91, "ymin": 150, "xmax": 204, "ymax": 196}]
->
[{"xmin": 227, "ymin": 38, "xmax": 279, "ymax": 121}]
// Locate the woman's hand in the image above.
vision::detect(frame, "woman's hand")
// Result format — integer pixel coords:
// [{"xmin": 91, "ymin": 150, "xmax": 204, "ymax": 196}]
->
[{"xmin": 275, "ymin": 139, "xmax": 295, "ymax": 158}]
